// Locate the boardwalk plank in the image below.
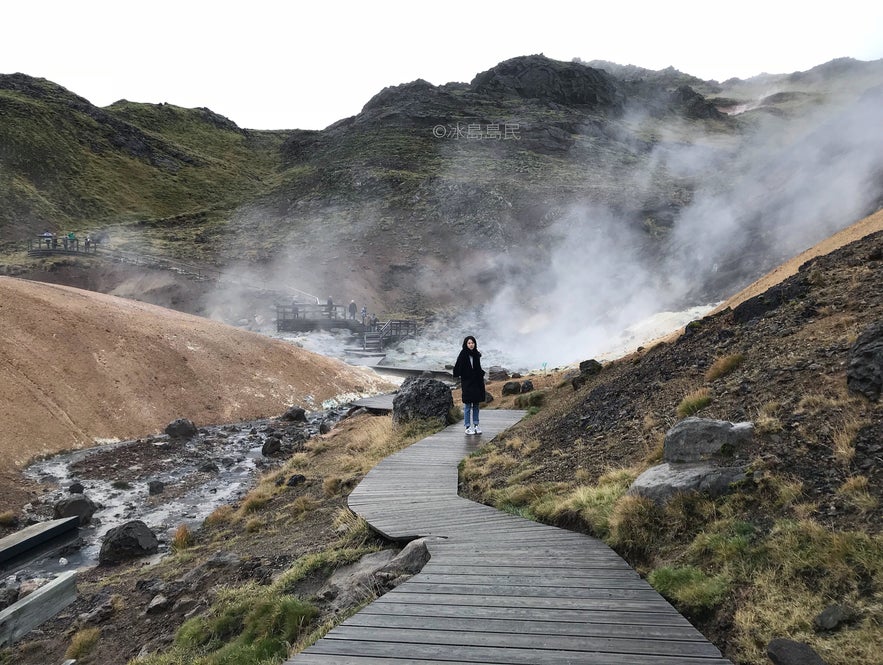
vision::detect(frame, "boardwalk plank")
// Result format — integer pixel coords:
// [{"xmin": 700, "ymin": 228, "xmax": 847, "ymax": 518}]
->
[
  {"xmin": 327, "ymin": 625, "xmax": 724, "ymax": 657},
  {"xmin": 357, "ymin": 601, "xmax": 696, "ymax": 627},
  {"xmin": 345, "ymin": 613, "xmax": 711, "ymax": 641},
  {"xmin": 286, "ymin": 410, "xmax": 733, "ymax": 664},
  {"xmin": 302, "ymin": 639, "xmax": 731, "ymax": 664}
]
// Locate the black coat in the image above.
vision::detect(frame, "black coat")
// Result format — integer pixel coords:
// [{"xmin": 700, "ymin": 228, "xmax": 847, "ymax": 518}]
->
[{"xmin": 453, "ymin": 349, "xmax": 486, "ymax": 404}]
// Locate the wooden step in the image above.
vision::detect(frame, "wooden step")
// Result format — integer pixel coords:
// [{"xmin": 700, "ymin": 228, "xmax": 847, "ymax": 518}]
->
[{"xmin": 0, "ymin": 517, "xmax": 79, "ymax": 565}]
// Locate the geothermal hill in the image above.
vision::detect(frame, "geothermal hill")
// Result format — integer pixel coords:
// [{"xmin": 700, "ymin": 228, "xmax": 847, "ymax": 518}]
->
[{"xmin": 0, "ymin": 276, "xmax": 390, "ymax": 476}]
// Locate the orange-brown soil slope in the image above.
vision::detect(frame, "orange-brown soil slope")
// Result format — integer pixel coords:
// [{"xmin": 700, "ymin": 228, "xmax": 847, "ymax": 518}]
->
[{"xmin": 0, "ymin": 276, "xmax": 390, "ymax": 473}]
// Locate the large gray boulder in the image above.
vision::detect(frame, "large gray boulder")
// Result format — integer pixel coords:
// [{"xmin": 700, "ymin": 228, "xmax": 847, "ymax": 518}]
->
[
  {"xmin": 847, "ymin": 320, "xmax": 883, "ymax": 400},
  {"xmin": 392, "ymin": 377, "xmax": 454, "ymax": 426},
  {"xmin": 99, "ymin": 520, "xmax": 159, "ymax": 565},
  {"xmin": 316, "ymin": 539, "xmax": 430, "ymax": 610},
  {"xmin": 628, "ymin": 417, "xmax": 753, "ymax": 504},
  {"xmin": 628, "ymin": 463, "xmax": 747, "ymax": 504},
  {"xmin": 663, "ymin": 417, "xmax": 753, "ymax": 463}
]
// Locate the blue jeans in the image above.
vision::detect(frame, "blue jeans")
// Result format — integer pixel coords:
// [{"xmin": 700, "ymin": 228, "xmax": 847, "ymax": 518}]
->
[{"xmin": 464, "ymin": 403, "xmax": 479, "ymax": 428}]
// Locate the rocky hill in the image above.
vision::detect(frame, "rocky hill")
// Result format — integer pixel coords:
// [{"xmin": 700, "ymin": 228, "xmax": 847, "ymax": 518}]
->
[{"xmin": 2, "ymin": 56, "xmax": 882, "ymax": 321}]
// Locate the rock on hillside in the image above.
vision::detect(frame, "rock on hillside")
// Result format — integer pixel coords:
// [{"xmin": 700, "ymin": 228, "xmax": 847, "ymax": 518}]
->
[{"xmin": 0, "ymin": 276, "xmax": 391, "ymax": 485}]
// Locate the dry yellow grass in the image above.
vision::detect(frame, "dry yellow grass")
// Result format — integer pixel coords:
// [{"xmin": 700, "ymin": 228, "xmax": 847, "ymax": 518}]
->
[
  {"xmin": 171, "ymin": 524, "xmax": 194, "ymax": 552},
  {"xmin": 705, "ymin": 353, "xmax": 745, "ymax": 381},
  {"xmin": 676, "ymin": 388, "xmax": 711, "ymax": 418}
]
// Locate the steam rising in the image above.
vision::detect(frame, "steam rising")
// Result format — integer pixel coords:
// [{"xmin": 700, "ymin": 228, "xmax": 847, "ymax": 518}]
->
[
  {"xmin": 201, "ymin": 77, "xmax": 883, "ymax": 371},
  {"xmin": 466, "ymin": 84, "xmax": 883, "ymax": 368}
]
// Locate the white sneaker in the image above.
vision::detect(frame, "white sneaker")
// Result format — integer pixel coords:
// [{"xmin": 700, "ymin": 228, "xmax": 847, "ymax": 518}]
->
[
  {"xmin": 473, "ymin": 425, "xmax": 482, "ymax": 435},
  {"xmin": 465, "ymin": 426, "xmax": 475, "ymax": 435}
]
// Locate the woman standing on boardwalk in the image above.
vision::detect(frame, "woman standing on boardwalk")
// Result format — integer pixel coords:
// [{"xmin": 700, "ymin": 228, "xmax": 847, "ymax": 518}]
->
[{"xmin": 453, "ymin": 335, "xmax": 486, "ymax": 435}]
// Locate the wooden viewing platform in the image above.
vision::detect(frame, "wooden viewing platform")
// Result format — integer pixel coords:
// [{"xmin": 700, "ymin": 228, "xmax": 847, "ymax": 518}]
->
[
  {"xmin": 289, "ymin": 410, "xmax": 733, "ymax": 664},
  {"xmin": 27, "ymin": 235, "xmax": 100, "ymax": 256},
  {"xmin": 276, "ymin": 305, "xmax": 418, "ymax": 352}
]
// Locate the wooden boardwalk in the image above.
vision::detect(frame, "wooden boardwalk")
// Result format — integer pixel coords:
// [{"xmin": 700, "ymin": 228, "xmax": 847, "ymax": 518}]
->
[{"xmin": 289, "ymin": 410, "xmax": 733, "ymax": 664}]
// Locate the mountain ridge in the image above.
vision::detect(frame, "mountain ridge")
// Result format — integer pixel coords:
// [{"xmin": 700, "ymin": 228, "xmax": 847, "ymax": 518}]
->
[{"xmin": 1, "ymin": 54, "xmax": 882, "ymax": 341}]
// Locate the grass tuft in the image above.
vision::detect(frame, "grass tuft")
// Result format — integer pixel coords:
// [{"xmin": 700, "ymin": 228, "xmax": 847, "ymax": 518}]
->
[
  {"xmin": 65, "ymin": 627, "xmax": 101, "ymax": 659},
  {"xmin": 648, "ymin": 565, "xmax": 730, "ymax": 612},
  {"xmin": 204, "ymin": 504, "xmax": 234, "ymax": 527},
  {"xmin": 705, "ymin": 353, "xmax": 745, "ymax": 381},
  {"xmin": 836, "ymin": 476, "xmax": 878, "ymax": 513},
  {"xmin": 0, "ymin": 510, "xmax": 18, "ymax": 527},
  {"xmin": 171, "ymin": 524, "xmax": 194, "ymax": 552},
  {"xmin": 676, "ymin": 388, "xmax": 711, "ymax": 418}
]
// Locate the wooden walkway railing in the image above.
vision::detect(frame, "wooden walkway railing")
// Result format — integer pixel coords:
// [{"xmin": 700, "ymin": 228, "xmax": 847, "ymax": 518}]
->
[{"xmin": 288, "ymin": 410, "xmax": 733, "ymax": 664}]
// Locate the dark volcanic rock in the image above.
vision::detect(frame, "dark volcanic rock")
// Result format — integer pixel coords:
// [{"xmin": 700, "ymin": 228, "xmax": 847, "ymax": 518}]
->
[
  {"xmin": 99, "ymin": 520, "xmax": 159, "ymax": 564},
  {"xmin": 731, "ymin": 278, "xmax": 810, "ymax": 323},
  {"xmin": 813, "ymin": 604, "xmax": 856, "ymax": 632},
  {"xmin": 502, "ymin": 381, "xmax": 521, "ymax": 396},
  {"xmin": 471, "ymin": 55, "xmax": 622, "ymax": 110},
  {"xmin": 261, "ymin": 436, "xmax": 282, "ymax": 456},
  {"xmin": 847, "ymin": 320, "xmax": 883, "ymax": 400},
  {"xmin": 164, "ymin": 418, "xmax": 198, "ymax": 439},
  {"xmin": 767, "ymin": 638, "xmax": 828, "ymax": 665},
  {"xmin": 53, "ymin": 495, "xmax": 98, "ymax": 525},
  {"xmin": 280, "ymin": 406, "xmax": 307, "ymax": 422},
  {"xmin": 392, "ymin": 377, "xmax": 454, "ymax": 426}
]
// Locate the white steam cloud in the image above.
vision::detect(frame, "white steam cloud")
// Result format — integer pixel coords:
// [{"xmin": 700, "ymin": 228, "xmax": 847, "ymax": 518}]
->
[
  {"xmin": 189, "ymin": 77, "xmax": 883, "ymax": 373},
  {"xmin": 416, "ymin": 82, "xmax": 883, "ymax": 369}
]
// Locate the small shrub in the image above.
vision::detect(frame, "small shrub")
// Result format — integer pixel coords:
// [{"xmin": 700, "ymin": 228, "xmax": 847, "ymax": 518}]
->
[
  {"xmin": 607, "ymin": 494, "xmax": 667, "ymax": 557},
  {"xmin": 504, "ymin": 436, "xmax": 541, "ymax": 454},
  {"xmin": 688, "ymin": 519, "xmax": 758, "ymax": 566},
  {"xmin": 245, "ymin": 518, "xmax": 263, "ymax": 533},
  {"xmin": 238, "ymin": 488, "xmax": 273, "ymax": 515},
  {"xmin": 648, "ymin": 566, "xmax": 729, "ymax": 612},
  {"xmin": 493, "ymin": 483, "xmax": 547, "ymax": 513},
  {"xmin": 291, "ymin": 495, "xmax": 319, "ymax": 517},
  {"xmin": 832, "ymin": 416, "xmax": 864, "ymax": 465},
  {"xmin": 65, "ymin": 627, "xmax": 100, "ymax": 659},
  {"xmin": 332, "ymin": 509, "xmax": 371, "ymax": 547},
  {"xmin": 171, "ymin": 524, "xmax": 194, "ymax": 552},
  {"xmin": 705, "ymin": 353, "xmax": 745, "ymax": 381},
  {"xmin": 508, "ymin": 465, "xmax": 540, "ymax": 484},
  {"xmin": 515, "ymin": 391, "xmax": 546, "ymax": 408},
  {"xmin": 0, "ymin": 510, "xmax": 18, "ymax": 527},
  {"xmin": 174, "ymin": 587, "xmax": 318, "ymax": 662},
  {"xmin": 837, "ymin": 476, "xmax": 878, "ymax": 513},
  {"xmin": 204, "ymin": 505, "xmax": 234, "ymax": 527},
  {"xmin": 322, "ymin": 476, "xmax": 343, "ymax": 497},
  {"xmin": 546, "ymin": 468, "xmax": 645, "ymax": 538},
  {"xmin": 676, "ymin": 388, "xmax": 711, "ymax": 418},
  {"xmin": 754, "ymin": 401, "xmax": 783, "ymax": 434},
  {"xmin": 482, "ymin": 450, "xmax": 519, "ymax": 474}
]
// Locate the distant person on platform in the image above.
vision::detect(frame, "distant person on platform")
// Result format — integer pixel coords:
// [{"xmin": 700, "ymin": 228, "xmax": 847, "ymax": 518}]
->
[
  {"xmin": 360, "ymin": 305, "xmax": 367, "ymax": 325},
  {"xmin": 348, "ymin": 300, "xmax": 357, "ymax": 319},
  {"xmin": 453, "ymin": 335, "xmax": 486, "ymax": 436}
]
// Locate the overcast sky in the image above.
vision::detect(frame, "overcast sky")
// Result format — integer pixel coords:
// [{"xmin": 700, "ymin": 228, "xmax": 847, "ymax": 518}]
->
[{"xmin": 4, "ymin": 1, "xmax": 882, "ymax": 131}]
